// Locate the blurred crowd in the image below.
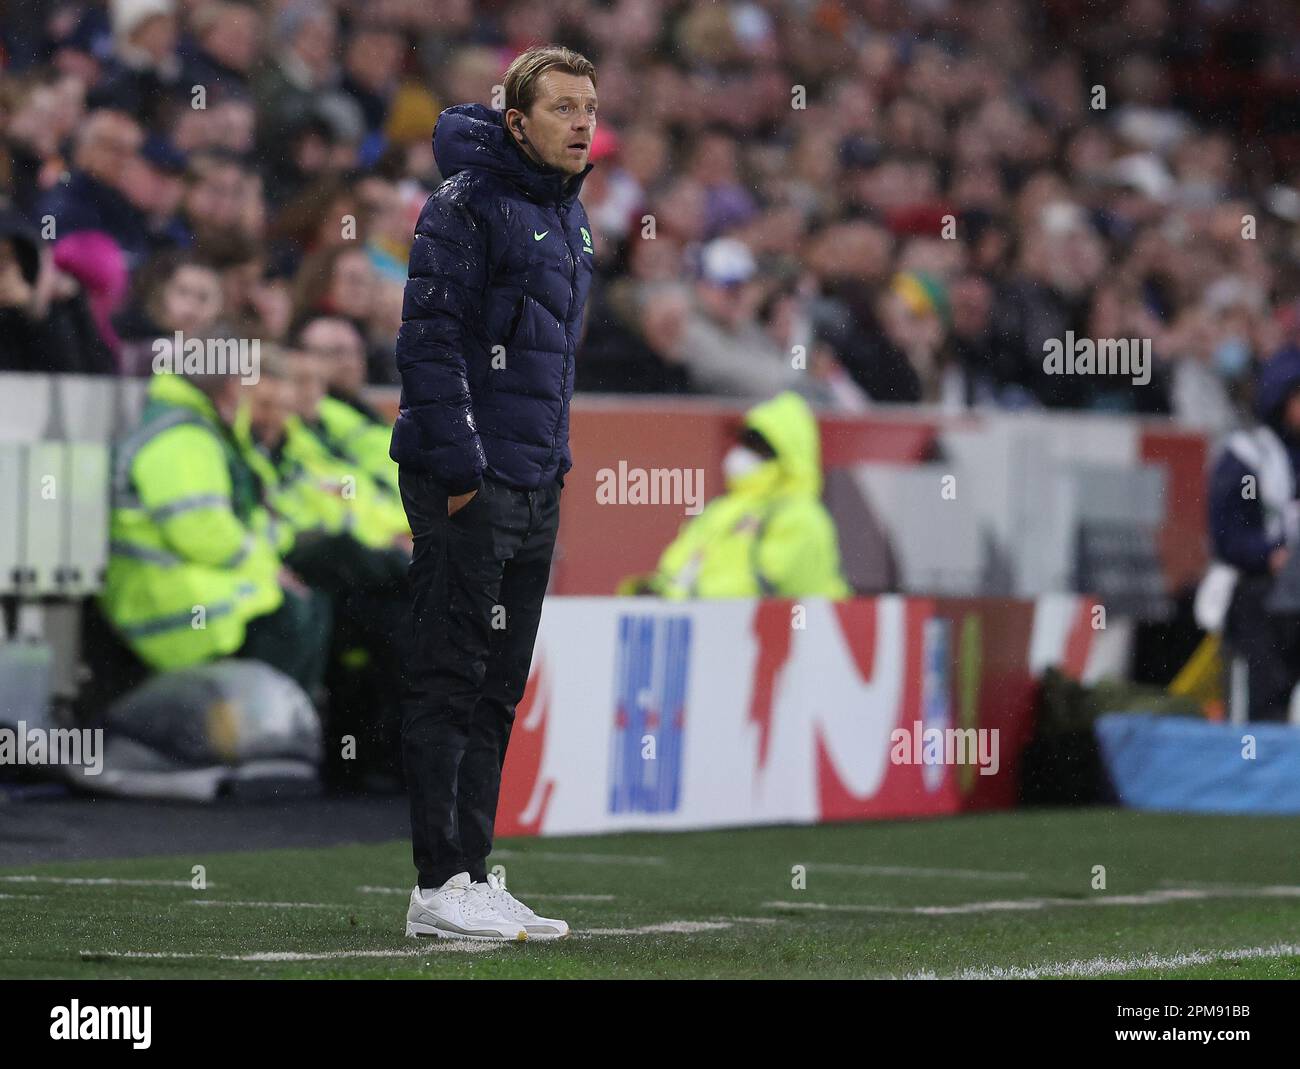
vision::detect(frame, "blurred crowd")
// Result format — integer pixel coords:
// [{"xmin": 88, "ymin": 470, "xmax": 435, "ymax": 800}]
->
[{"xmin": 1, "ymin": 0, "xmax": 1300, "ymax": 442}]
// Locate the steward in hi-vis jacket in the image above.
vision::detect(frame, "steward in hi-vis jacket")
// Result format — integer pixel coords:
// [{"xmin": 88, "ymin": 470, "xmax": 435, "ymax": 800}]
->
[{"xmin": 625, "ymin": 391, "xmax": 851, "ymax": 599}]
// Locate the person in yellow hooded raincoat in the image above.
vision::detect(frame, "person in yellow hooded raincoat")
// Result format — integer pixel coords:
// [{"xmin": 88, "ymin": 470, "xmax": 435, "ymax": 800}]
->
[{"xmin": 620, "ymin": 391, "xmax": 851, "ymax": 599}]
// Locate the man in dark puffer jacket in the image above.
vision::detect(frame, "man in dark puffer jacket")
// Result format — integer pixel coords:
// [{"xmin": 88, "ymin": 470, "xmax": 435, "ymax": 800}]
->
[{"xmin": 391, "ymin": 45, "xmax": 596, "ymax": 942}]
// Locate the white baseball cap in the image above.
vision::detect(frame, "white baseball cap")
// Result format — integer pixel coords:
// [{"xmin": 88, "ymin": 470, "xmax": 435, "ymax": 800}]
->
[{"xmin": 700, "ymin": 237, "xmax": 756, "ymax": 286}]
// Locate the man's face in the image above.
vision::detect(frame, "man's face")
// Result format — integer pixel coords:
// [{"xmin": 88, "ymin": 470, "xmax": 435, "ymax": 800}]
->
[
  {"xmin": 346, "ymin": 29, "xmax": 403, "ymax": 91},
  {"xmin": 186, "ymin": 163, "xmax": 247, "ymax": 231},
  {"xmin": 508, "ymin": 71, "xmax": 597, "ymax": 177},
  {"xmin": 133, "ymin": 13, "xmax": 178, "ymax": 62},
  {"xmin": 287, "ymin": 351, "xmax": 330, "ymax": 421},
  {"xmin": 203, "ymin": 5, "xmax": 259, "ymax": 73},
  {"xmin": 300, "ymin": 318, "xmax": 367, "ymax": 395},
  {"xmin": 248, "ymin": 376, "xmax": 291, "ymax": 445},
  {"xmin": 697, "ymin": 279, "xmax": 757, "ymax": 331},
  {"xmin": 80, "ymin": 115, "xmax": 142, "ymax": 187},
  {"xmin": 160, "ymin": 264, "xmax": 222, "ymax": 334}
]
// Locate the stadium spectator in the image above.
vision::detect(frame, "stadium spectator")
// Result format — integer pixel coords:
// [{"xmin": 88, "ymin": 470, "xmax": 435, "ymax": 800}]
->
[
  {"xmin": 578, "ymin": 279, "xmax": 691, "ymax": 393},
  {"xmin": 126, "ymin": 135, "xmax": 189, "ymax": 250},
  {"xmin": 2, "ymin": 73, "xmax": 86, "ymax": 220},
  {"xmin": 177, "ymin": 149, "xmax": 253, "ymax": 247},
  {"xmin": 679, "ymin": 236, "xmax": 819, "ymax": 401},
  {"xmin": 180, "ymin": 0, "xmax": 261, "ymax": 99},
  {"xmin": 252, "ymin": 2, "xmax": 340, "ymax": 155},
  {"xmin": 115, "ymin": 249, "xmax": 224, "ymax": 374},
  {"xmin": 38, "ymin": 108, "xmax": 151, "ymax": 266},
  {"xmin": 89, "ymin": 0, "xmax": 185, "ymax": 128},
  {"xmin": 0, "ymin": 205, "xmax": 116, "ymax": 373},
  {"xmin": 339, "ymin": 24, "xmax": 405, "ymax": 139}
]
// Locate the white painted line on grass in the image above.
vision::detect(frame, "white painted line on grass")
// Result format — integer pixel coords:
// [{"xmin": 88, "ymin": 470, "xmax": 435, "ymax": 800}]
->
[
  {"xmin": 806, "ymin": 863, "xmax": 1029, "ymax": 881},
  {"xmin": 1, "ymin": 875, "xmax": 200, "ymax": 887},
  {"xmin": 579, "ymin": 920, "xmax": 732, "ymax": 935},
  {"xmin": 711, "ymin": 916, "xmax": 782, "ymax": 925},
  {"xmin": 907, "ymin": 943, "xmax": 1300, "ymax": 980},
  {"xmin": 80, "ymin": 944, "xmax": 502, "ymax": 963},
  {"xmin": 490, "ymin": 850, "xmax": 665, "ymax": 866},
  {"xmin": 764, "ymin": 885, "xmax": 1300, "ymax": 916},
  {"xmin": 356, "ymin": 885, "xmax": 615, "ymax": 902},
  {"xmin": 191, "ymin": 900, "xmax": 346, "ymax": 909},
  {"xmin": 507, "ymin": 892, "xmax": 616, "ymax": 902}
]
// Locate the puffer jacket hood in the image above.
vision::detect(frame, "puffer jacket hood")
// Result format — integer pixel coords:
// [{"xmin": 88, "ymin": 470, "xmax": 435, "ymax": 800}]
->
[
  {"xmin": 1254, "ymin": 346, "xmax": 1300, "ymax": 431},
  {"xmin": 433, "ymin": 103, "xmax": 591, "ymax": 206},
  {"xmin": 742, "ymin": 391, "xmax": 825, "ymax": 497}
]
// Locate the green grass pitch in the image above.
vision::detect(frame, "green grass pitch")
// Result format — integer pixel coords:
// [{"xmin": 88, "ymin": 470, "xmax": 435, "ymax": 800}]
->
[{"xmin": 2, "ymin": 809, "xmax": 1298, "ymax": 979}]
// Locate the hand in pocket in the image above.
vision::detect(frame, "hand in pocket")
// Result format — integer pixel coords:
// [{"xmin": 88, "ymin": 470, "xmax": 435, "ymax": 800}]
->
[{"xmin": 448, "ymin": 488, "xmax": 478, "ymax": 516}]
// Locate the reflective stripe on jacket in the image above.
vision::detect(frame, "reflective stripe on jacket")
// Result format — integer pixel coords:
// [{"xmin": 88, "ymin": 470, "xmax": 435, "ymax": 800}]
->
[
  {"xmin": 239, "ymin": 414, "xmax": 409, "ymax": 551},
  {"xmin": 100, "ymin": 375, "xmax": 283, "ymax": 669}
]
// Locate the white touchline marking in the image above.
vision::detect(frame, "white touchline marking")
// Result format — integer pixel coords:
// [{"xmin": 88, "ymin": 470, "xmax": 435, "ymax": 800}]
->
[
  {"xmin": 0, "ymin": 893, "xmax": 42, "ymax": 899},
  {"xmin": 80, "ymin": 944, "xmax": 501, "ymax": 963},
  {"xmin": 763, "ymin": 885, "xmax": 1300, "ymax": 915},
  {"xmin": 0, "ymin": 875, "xmax": 201, "ymax": 887},
  {"xmin": 579, "ymin": 921, "xmax": 732, "ymax": 935},
  {"xmin": 490, "ymin": 850, "xmax": 665, "ymax": 866},
  {"xmin": 806, "ymin": 863, "xmax": 1029, "ymax": 881},
  {"xmin": 355, "ymin": 886, "xmax": 615, "ymax": 902},
  {"xmin": 235, "ymin": 946, "xmax": 501, "ymax": 961},
  {"xmin": 191, "ymin": 900, "xmax": 346, "ymax": 909},
  {"xmin": 905, "ymin": 943, "xmax": 1300, "ymax": 980}
]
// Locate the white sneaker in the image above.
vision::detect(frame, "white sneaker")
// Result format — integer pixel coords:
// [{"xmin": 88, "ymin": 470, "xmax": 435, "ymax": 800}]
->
[
  {"xmin": 471, "ymin": 872, "xmax": 570, "ymax": 940},
  {"xmin": 405, "ymin": 872, "xmax": 529, "ymax": 941}
]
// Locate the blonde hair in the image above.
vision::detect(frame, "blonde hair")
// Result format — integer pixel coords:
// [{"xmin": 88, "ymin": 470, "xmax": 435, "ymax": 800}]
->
[{"xmin": 503, "ymin": 45, "xmax": 596, "ymax": 116}]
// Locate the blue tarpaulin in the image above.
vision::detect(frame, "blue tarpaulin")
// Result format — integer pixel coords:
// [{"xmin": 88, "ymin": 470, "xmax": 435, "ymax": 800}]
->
[{"xmin": 1095, "ymin": 713, "xmax": 1300, "ymax": 815}]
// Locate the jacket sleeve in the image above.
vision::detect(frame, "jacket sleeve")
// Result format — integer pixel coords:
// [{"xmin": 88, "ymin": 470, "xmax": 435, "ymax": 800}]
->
[
  {"xmin": 1209, "ymin": 450, "xmax": 1278, "ymax": 574},
  {"xmin": 393, "ymin": 186, "xmax": 490, "ymax": 494}
]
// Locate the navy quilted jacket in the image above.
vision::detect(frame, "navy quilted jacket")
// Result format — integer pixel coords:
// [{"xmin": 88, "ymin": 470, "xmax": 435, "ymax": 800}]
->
[{"xmin": 389, "ymin": 103, "xmax": 595, "ymax": 494}]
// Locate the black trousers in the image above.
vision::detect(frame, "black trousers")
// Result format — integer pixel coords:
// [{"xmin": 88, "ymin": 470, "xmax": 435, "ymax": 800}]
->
[
  {"xmin": 398, "ymin": 470, "xmax": 561, "ymax": 888},
  {"xmin": 1225, "ymin": 573, "xmax": 1300, "ymax": 723}
]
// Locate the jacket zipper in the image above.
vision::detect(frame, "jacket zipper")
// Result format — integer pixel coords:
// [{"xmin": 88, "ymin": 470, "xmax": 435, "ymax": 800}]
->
[{"xmin": 546, "ymin": 202, "xmax": 577, "ymax": 470}]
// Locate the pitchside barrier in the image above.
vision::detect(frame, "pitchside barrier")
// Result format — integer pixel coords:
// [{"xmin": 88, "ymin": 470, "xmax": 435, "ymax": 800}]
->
[{"xmin": 493, "ymin": 593, "xmax": 1122, "ymax": 836}]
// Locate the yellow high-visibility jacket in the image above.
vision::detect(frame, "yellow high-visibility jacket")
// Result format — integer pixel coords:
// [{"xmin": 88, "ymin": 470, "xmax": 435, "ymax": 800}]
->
[
  {"xmin": 644, "ymin": 391, "xmax": 850, "ymax": 599},
  {"xmin": 100, "ymin": 375, "xmax": 284, "ymax": 669},
  {"xmin": 238, "ymin": 413, "xmax": 409, "ymax": 551},
  {"xmin": 314, "ymin": 394, "xmax": 400, "ymax": 495}
]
